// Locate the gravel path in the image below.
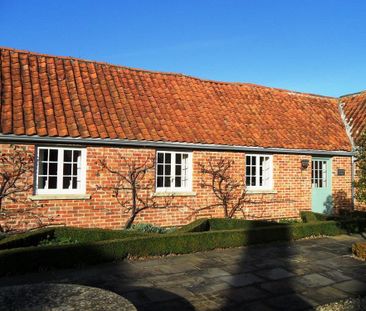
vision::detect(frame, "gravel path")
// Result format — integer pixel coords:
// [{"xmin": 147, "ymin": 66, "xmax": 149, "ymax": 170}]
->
[{"xmin": 0, "ymin": 283, "xmax": 136, "ymax": 311}]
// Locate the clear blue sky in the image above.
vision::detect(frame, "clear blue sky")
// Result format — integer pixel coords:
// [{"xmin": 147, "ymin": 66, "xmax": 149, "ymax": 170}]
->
[{"xmin": 1, "ymin": 0, "xmax": 365, "ymax": 97}]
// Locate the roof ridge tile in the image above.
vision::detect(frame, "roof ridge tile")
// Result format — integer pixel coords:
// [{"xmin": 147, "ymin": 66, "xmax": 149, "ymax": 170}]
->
[{"xmin": 0, "ymin": 46, "xmax": 336, "ymax": 100}]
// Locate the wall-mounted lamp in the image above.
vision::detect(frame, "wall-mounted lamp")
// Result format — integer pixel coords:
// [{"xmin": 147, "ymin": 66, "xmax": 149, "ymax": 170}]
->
[{"xmin": 301, "ymin": 159, "xmax": 309, "ymax": 170}]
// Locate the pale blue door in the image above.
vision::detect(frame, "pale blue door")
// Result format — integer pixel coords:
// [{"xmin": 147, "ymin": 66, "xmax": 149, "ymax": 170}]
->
[{"xmin": 311, "ymin": 157, "xmax": 332, "ymax": 214}]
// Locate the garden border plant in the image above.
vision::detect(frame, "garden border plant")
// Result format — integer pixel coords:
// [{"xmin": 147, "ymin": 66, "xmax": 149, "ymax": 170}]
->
[
  {"xmin": 0, "ymin": 216, "xmax": 365, "ymax": 276},
  {"xmin": 0, "ymin": 226, "xmax": 150, "ymax": 250},
  {"xmin": 352, "ymin": 241, "xmax": 366, "ymax": 260}
]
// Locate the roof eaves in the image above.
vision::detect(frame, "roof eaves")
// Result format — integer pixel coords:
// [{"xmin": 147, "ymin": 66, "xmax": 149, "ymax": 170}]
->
[{"xmin": 0, "ymin": 134, "xmax": 354, "ymax": 156}]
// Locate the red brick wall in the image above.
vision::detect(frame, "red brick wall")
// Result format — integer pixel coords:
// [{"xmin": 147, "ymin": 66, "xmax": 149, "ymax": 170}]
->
[
  {"xmin": 332, "ymin": 156, "xmax": 353, "ymax": 212},
  {"xmin": 351, "ymin": 159, "xmax": 366, "ymax": 212},
  {"xmin": 0, "ymin": 143, "xmax": 353, "ymax": 230}
]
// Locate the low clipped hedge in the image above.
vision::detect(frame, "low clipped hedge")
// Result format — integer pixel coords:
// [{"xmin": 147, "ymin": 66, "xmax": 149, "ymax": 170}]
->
[
  {"xmin": 52, "ymin": 227, "xmax": 148, "ymax": 243},
  {"xmin": 351, "ymin": 210, "xmax": 366, "ymax": 218},
  {"xmin": 0, "ymin": 228, "xmax": 55, "ymax": 250},
  {"xmin": 208, "ymin": 218, "xmax": 280, "ymax": 231},
  {"xmin": 0, "ymin": 227, "xmax": 148, "ymax": 250},
  {"xmin": 300, "ymin": 211, "xmax": 331, "ymax": 223},
  {"xmin": 0, "ymin": 219, "xmax": 361, "ymax": 276},
  {"xmin": 175, "ymin": 218, "xmax": 210, "ymax": 233}
]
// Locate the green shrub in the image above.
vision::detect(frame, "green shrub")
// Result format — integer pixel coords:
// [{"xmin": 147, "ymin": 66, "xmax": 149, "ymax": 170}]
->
[
  {"xmin": 175, "ymin": 218, "xmax": 210, "ymax": 233},
  {"xmin": 129, "ymin": 223, "xmax": 167, "ymax": 234},
  {"xmin": 300, "ymin": 211, "xmax": 330, "ymax": 223},
  {"xmin": 350, "ymin": 210, "xmax": 366, "ymax": 219},
  {"xmin": 208, "ymin": 218, "xmax": 279, "ymax": 231},
  {"xmin": 278, "ymin": 218, "xmax": 302, "ymax": 224},
  {"xmin": 52, "ymin": 227, "xmax": 148, "ymax": 243},
  {"xmin": 337, "ymin": 218, "xmax": 366, "ymax": 233},
  {"xmin": 165, "ymin": 227, "xmax": 178, "ymax": 234},
  {"xmin": 0, "ymin": 228, "xmax": 55, "ymax": 250},
  {"xmin": 1, "ymin": 219, "xmax": 362, "ymax": 276},
  {"xmin": 38, "ymin": 236, "xmax": 79, "ymax": 246},
  {"xmin": 0, "ymin": 227, "xmax": 150, "ymax": 250}
]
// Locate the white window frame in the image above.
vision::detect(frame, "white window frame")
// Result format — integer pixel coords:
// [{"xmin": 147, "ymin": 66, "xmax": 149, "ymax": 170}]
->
[
  {"xmin": 155, "ymin": 150, "xmax": 193, "ymax": 193},
  {"xmin": 245, "ymin": 154, "xmax": 273, "ymax": 190},
  {"xmin": 311, "ymin": 159, "xmax": 328, "ymax": 188},
  {"xmin": 35, "ymin": 146, "xmax": 87, "ymax": 195}
]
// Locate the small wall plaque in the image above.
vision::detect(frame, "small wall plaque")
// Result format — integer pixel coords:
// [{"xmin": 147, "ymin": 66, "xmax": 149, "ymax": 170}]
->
[{"xmin": 337, "ymin": 169, "xmax": 345, "ymax": 176}]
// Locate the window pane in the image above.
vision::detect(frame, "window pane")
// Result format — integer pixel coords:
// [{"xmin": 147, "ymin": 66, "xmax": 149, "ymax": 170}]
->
[
  {"xmin": 251, "ymin": 166, "xmax": 256, "ymax": 175},
  {"xmin": 176, "ymin": 153, "xmax": 181, "ymax": 164},
  {"xmin": 157, "ymin": 153, "xmax": 164, "ymax": 163},
  {"xmin": 49, "ymin": 149, "xmax": 58, "ymax": 161},
  {"xmin": 176, "ymin": 164, "xmax": 181, "ymax": 176},
  {"xmin": 175, "ymin": 176, "xmax": 182, "ymax": 187},
  {"xmin": 40, "ymin": 162, "xmax": 48, "ymax": 175},
  {"xmin": 38, "ymin": 177, "xmax": 47, "ymax": 189},
  {"xmin": 246, "ymin": 176, "xmax": 251, "ymax": 186},
  {"xmin": 64, "ymin": 150, "xmax": 72, "ymax": 162},
  {"xmin": 251, "ymin": 176, "xmax": 256, "ymax": 186},
  {"xmin": 48, "ymin": 177, "xmax": 57, "ymax": 189},
  {"xmin": 165, "ymin": 153, "xmax": 171, "ymax": 164},
  {"xmin": 49, "ymin": 163, "xmax": 58, "ymax": 175},
  {"xmin": 64, "ymin": 163, "xmax": 72, "ymax": 175},
  {"xmin": 40, "ymin": 149, "xmax": 48, "ymax": 161},
  {"xmin": 73, "ymin": 164, "xmax": 78, "ymax": 175},
  {"xmin": 164, "ymin": 176, "xmax": 171, "ymax": 187},
  {"xmin": 246, "ymin": 156, "xmax": 250, "ymax": 166},
  {"xmin": 246, "ymin": 166, "xmax": 250, "ymax": 176},
  {"xmin": 63, "ymin": 177, "xmax": 71, "ymax": 189},
  {"xmin": 165, "ymin": 165, "xmax": 171, "ymax": 175},
  {"xmin": 157, "ymin": 164, "xmax": 163, "ymax": 175},
  {"xmin": 252, "ymin": 156, "xmax": 256, "ymax": 166},
  {"xmin": 73, "ymin": 150, "xmax": 81, "ymax": 162},
  {"xmin": 260, "ymin": 157, "xmax": 264, "ymax": 166},
  {"xmin": 157, "ymin": 176, "xmax": 163, "ymax": 187},
  {"xmin": 72, "ymin": 177, "xmax": 77, "ymax": 189}
]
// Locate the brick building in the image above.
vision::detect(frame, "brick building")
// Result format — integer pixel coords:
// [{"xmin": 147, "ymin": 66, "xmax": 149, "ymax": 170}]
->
[
  {"xmin": 0, "ymin": 47, "xmax": 357, "ymax": 230},
  {"xmin": 340, "ymin": 91, "xmax": 366, "ymax": 210}
]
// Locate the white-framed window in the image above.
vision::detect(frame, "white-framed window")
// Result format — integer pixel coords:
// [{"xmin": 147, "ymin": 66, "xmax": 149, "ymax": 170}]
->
[
  {"xmin": 35, "ymin": 146, "xmax": 87, "ymax": 194},
  {"xmin": 311, "ymin": 159, "xmax": 328, "ymax": 188},
  {"xmin": 156, "ymin": 151, "xmax": 192, "ymax": 192},
  {"xmin": 245, "ymin": 154, "xmax": 273, "ymax": 190}
]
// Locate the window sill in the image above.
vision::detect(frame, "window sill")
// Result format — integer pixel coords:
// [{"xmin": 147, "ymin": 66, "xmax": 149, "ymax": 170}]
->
[
  {"xmin": 153, "ymin": 192, "xmax": 196, "ymax": 197},
  {"xmin": 246, "ymin": 190, "xmax": 277, "ymax": 195},
  {"xmin": 29, "ymin": 194, "xmax": 91, "ymax": 201}
]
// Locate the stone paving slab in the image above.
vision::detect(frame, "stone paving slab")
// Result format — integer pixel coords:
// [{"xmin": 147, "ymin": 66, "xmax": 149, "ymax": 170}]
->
[
  {"xmin": 1, "ymin": 234, "xmax": 366, "ymax": 310},
  {"xmin": 255, "ymin": 267, "xmax": 296, "ymax": 280}
]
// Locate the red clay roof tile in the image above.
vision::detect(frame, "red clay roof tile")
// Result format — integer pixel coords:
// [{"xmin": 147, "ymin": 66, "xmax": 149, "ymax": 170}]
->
[
  {"xmin": 341, "ymin": 91, "xmax": 366, "ymax": 144},
  {"xmin": 0, "ymin": 47, "xmax": 352, "ymax": 151}
]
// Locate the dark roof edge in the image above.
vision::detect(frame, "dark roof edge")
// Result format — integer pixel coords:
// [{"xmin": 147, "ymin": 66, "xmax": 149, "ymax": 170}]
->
[
  {"xmin": 340, "ymin": 90, "xmax": 366, "ymax": 98},
  {"xmin": 0, "ymin": 134, "xmax": 354, "ymax": 156}
]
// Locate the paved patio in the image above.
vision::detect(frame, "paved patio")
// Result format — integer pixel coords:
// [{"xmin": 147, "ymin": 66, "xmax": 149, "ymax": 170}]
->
[{"xmin": 1, "ymin": 235, "xmax": 366, "ymax": 310}]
